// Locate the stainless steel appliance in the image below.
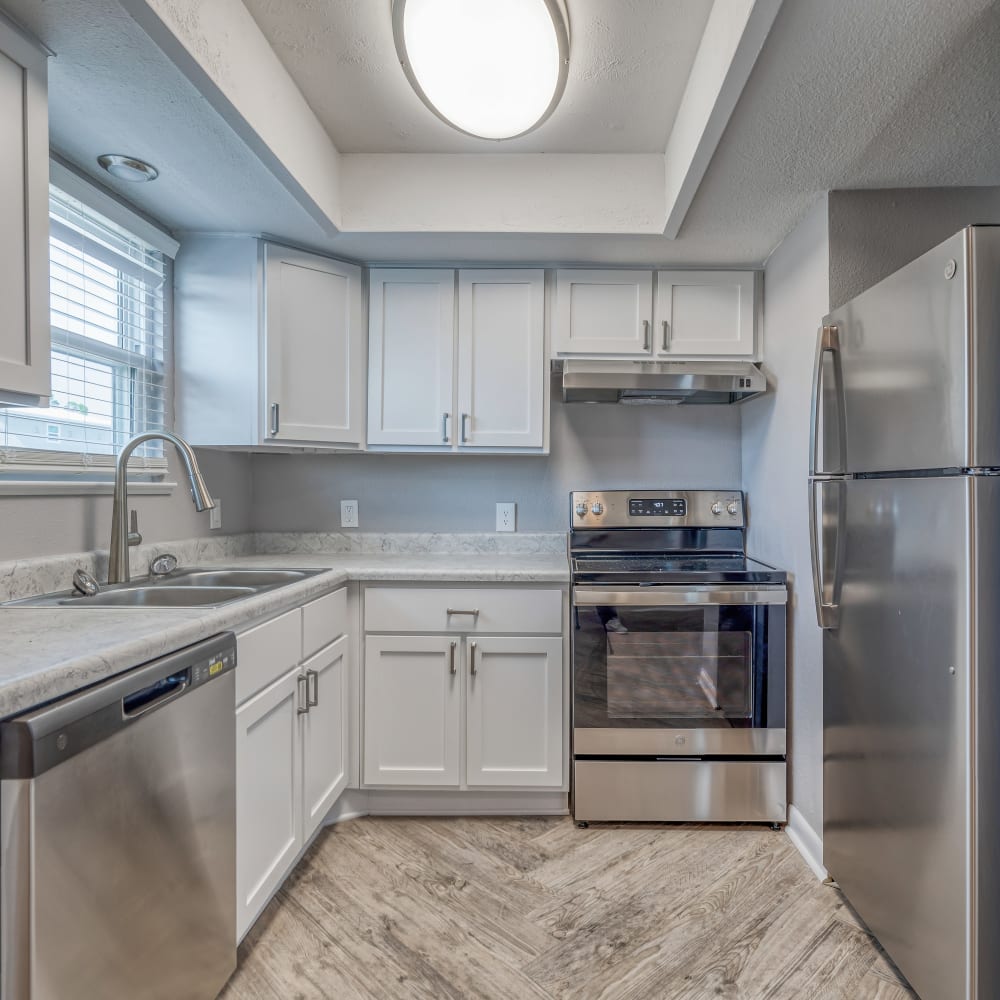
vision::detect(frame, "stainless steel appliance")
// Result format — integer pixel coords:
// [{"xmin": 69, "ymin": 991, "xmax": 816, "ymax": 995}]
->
[
  {"xmin": 810, "ymin": 226, "xmax": 1000, "ymax": 1000},
  {"xmin": 570, "ymin": 489, "xmax": 787, "ymax": 824},
  {"xmin": 0, "ymin": 633, "xmax": 237, "ymax": 1000}
]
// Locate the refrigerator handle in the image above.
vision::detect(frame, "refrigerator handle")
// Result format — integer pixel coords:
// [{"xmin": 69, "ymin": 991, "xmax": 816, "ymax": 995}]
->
[
  {"xmin": 809, "ymin": 479, "xmax": 845, "ymax": 630},
  {"xmin": 809, "ymin": 324, "xmax": 847, "ymax": 476}
]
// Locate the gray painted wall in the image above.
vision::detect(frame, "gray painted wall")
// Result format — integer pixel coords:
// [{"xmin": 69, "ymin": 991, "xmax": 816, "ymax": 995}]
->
[
  {"xmin": 742, "ymin": 196, "xmax": 829, "ymax": 838},
  {"xmin": 251, "ymin": 393, "xmax": 743, "ymax": 532},
  {"xmin": 829, "ymin": 186, "xmax": 1000, "ymax": 308},
  {"xmin": 0, "ymin": 449, "xmax": 252, "ymax": 561}
]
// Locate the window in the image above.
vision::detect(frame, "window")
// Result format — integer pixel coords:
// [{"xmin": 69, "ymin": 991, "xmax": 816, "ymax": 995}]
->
[{"xmin": 0, "ymin": 185, "xmax": 169, "ymax": 473}]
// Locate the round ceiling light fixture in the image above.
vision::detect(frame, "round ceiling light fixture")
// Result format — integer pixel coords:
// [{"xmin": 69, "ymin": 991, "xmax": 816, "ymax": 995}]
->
[
  {"xmin": 392, "ymin": 0, "xmax": 569, "ymax": 141},
  {"xmin": 96, "ymin": 154, "xmax": 159, "ymax": 183}
]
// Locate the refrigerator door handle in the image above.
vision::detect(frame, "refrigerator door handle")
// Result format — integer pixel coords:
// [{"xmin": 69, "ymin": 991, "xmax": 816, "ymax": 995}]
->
[
  {"xmin": 809, "ymin": 478, "xmax": 846, "ymax": 629},
  {"xmin": 809, "ymin": 324, "xmax": 847, "ymax": 476}
]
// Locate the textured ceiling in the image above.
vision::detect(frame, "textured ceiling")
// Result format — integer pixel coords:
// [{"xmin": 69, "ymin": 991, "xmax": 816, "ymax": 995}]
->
[
  {"xmin": 3, "ymin": 0, "xmax": 999, "ymax": 265},
  {"xmin": 239, "ymin": 0, "xmax": 715, "ymax": 154}
]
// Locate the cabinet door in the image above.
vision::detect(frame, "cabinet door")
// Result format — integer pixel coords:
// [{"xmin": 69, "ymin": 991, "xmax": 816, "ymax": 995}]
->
[
  {"xmin": 466, "ymin": 636, "xmax": 564, "ymax": 788},
  {"xmin": 363, "ymin": 634, "xmax": 461, "ymax": 786},
  {"xmin": 654, "ymin": 271, "xmax": 756, "ymax": 357},
  {"xmin": 368, "ymin": 269, "xmax": 455, "ymax": 446},
  {"xmin": 301, "ymin": 635, "xmax": 349, "ymax": 842},
  {"xmin": 263, "ymin": 244, "xmax": 363, "ymax": 445},
  {"xmin": 457, "ymin": 270, "xmax": 545, "ymax": 449},
  {"xmin": 553, "ymin": 270, "xmax": 653, "ymax": 356},
  {"xmin": 236, "ymin": 667, "xmax": 302, "ymax": 939},
  {"xmin": 0, "ymin": 22, "xmax": 48, "ymax": 403}
]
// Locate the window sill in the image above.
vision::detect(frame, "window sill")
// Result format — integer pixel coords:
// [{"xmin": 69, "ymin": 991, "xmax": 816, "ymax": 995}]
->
[{"xmin": 0, "ymin": 480, "xmax": 178, "ymax": 498}]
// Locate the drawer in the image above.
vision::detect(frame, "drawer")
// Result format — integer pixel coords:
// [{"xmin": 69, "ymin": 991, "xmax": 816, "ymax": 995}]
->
[
  {"xmin": 236, "ymin": 608, "xmax": 302, "ymax": 705},
  {"xmin": 303, "ymin": 587, "xmax": 348, "ymax": 659},
  {"xmin": 364, "ymin": 587, "xmax": 562, "ymax": 634}
]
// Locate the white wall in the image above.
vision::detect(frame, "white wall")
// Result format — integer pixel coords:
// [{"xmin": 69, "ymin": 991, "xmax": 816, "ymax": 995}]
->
[
  {"xmin": 251, "ymin": 393, "xmax": 743, "ymax": 532},
  {"xmin": 741, "ymin": 196, "xmax": 829, "ymax": 837},
  {"xmin": 0, "ymin": 449, "xmax": 252, "ymax": 561}
]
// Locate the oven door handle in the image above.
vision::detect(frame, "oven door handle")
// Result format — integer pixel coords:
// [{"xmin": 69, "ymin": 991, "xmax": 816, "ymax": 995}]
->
[{"xmin": 572, "ymin": 586, "xmax": 787, "ymax": 607}]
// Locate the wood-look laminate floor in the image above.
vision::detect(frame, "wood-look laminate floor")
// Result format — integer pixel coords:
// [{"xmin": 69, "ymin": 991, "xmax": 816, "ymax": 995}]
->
[{"xmin": 220, "ymin": 817, "xmax": 916, "ymax": 1000}]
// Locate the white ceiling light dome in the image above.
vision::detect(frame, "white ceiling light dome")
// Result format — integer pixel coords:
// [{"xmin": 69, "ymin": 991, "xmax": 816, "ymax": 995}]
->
[{"xmin": 392, "ymin": 0, "xmax": 570, "ymax": 141}]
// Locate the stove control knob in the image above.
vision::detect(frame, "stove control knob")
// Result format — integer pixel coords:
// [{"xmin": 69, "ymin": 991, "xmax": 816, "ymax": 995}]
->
[
  {"xmin": 591, "ymin": 502, "xmax": 604, "ymax": 516},
  {"xmin": 727, "ymin": 501, "xmax": 739, "ymax": 516},
  {"xmin": 711, "ymin": 501, "xmax": 723, "ymax": 515},
  {"xmin": 574, "ymin": 502, "xmax": 588, "ymax": 517}
]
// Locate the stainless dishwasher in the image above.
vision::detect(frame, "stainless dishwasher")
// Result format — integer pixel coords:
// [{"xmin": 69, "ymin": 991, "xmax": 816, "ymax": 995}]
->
[{"xmin": 0, "ymin": 632, "xmax": 237, "ymax": 1000}]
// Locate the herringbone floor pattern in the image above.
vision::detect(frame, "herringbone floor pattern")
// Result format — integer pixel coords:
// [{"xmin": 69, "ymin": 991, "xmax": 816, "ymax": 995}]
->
[{"xmin": 221, "ymin": 816, "xmax": 915, "ymax": 1000}]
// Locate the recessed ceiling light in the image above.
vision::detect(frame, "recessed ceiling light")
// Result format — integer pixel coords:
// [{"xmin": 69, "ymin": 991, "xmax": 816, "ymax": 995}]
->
[
  {"xmin": 392, "ymin": 0, "xmax": 570, "ymax": 141},
  {"xmin": 96, "ymin": 154, "xmax": 159, "ymax": 183}
]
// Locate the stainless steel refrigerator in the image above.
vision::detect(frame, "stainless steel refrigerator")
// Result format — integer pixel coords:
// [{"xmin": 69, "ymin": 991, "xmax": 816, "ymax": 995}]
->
[{"xmin": 810, "ymin": 225, "xmax": 1000, "ymax": 1000}]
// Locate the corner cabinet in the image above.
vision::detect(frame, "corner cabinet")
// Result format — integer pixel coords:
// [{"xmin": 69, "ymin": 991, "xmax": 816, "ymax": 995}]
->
[
  {"xmin": 367, "ymin": 268, "xmax": 547, "ymax": 453},
  {"xmin": 175, "ymin": 237, "xmax": 364, "ymax": 449},
  {"xmin": 362, "ymin": 586, "xmax": 566, "ymax": 790},
  {"xmin": 554, "ymin": 268, "xmax": 759, "ymax": 360},
  {"xmin": 0, "ymin": 16, "xmax": 49, "ymax": 406}
]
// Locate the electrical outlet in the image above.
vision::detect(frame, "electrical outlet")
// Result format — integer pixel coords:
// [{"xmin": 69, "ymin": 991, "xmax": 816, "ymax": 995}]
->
[
  {"xmin": 496, "ymin": 502, "xmax": 516, "ymax": 533},
  {"xmin": 209, "ymin": 498, "xmax": 223, "ymax": 530},
  {"xmin": 341, "ymin": 499, "xmax": 359, "ymax": 528}
]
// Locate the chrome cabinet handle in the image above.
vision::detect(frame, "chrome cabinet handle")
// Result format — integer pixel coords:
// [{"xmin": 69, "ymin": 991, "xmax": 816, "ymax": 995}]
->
[
  {"xmin": 642, "ymin": 319, "xmax": 650, "ymax": 351},
  {"xmin": 461, "ymin": 413, "xmax": 470, "ymax": 443},
  {"xmin": 469, "ymin": 640, "xmax": 477, "ymax": 676},
  {"xmin": 297, "ymin": 674, "xmax": 309, "ymax": 715},
  {"xmin": 449, "ymin": 640, "xmax": 457, "ymax": 675},
  {"xmin": 661, "ymin": 320, "xmax": 670, "ymax": 351},
  {"xmin": 270, "ymin": 402, "xmax": 280, "ymax": 436},
  {"xmin": 306, "ymin": 668, "xmax": 319, "ymax": 707},
  {"xmin": 809, "ymin": 479, "xmax": 846, "ymax": 630},
  {"xmin": 809, "ymin": 325, "xmax": 847, "ymax": 476},
  {"xmin": 447, "ymin": 607, "xmax": 480, "ymax": 617},
  {"xmin": 442, "ymin": 412, "xmax": 450, "ymax": 443}
]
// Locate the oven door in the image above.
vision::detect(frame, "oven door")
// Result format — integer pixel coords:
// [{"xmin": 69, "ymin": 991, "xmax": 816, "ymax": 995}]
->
[{"xmin": 572, "ymin": 585, "xmax": 786, "ymax": 756}]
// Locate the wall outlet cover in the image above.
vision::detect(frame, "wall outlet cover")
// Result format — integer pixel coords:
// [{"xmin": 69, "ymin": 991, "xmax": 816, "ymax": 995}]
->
[
  {"xmin": 496, "ymin": 501, "xmax": 516, "ymax": 532},
  {"xmin": 209, "ymin": 498, "xmax": 223, "ymax": 530},
  {"xmin": 341, "ymin": 499, "xmax": 359, "ymax": 528}
]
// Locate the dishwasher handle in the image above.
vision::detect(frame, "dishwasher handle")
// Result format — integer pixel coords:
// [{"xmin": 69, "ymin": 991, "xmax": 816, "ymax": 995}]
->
[{"xmin": 122, "ymin": 670, "xmax": 190, "ymax": 719}]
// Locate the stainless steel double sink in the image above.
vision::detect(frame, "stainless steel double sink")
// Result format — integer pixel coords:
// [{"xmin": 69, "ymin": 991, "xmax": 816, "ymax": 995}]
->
[{"xmin": 4, "ymin": 568, "xmax": 324, "ymax": 609}]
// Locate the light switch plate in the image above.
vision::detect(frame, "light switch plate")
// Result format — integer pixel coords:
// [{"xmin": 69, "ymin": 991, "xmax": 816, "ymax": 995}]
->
[
  {"xmin": 496, "ymin": 502, "xmax": 516, "ymax": 532},
  {"xmin": 341, "ymin": 500, "xmax": 359, "ymax": 528},
  {"xmin": 209, "ymin": 498, "xmax": 223, "ymax": 530}
]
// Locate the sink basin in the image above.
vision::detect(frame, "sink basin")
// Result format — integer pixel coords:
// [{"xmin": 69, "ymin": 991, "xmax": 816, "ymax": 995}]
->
[
  {"xmin": 60, "ymin": 586, "xmax": 255, "ymax": 608},
  {"xmin": 167, "ymin": 569, "xmax": 311, "ymax": 588}
]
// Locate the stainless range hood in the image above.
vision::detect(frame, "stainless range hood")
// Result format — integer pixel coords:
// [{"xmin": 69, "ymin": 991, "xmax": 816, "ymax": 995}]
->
[{"xmin": 559, "ymin": 359, "xmax": 766, "ymax": 405}]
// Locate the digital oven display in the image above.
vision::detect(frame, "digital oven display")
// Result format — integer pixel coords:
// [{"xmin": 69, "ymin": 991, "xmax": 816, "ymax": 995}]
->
[{"xmin": 628, "ymin": 498, "xmax": 686, "ymax": 517}]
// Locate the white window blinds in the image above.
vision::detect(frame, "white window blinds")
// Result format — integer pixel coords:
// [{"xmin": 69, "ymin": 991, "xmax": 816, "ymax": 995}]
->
[{"xmin": 0, "ymin": 185, "xmax": 169, "ymax": 473}]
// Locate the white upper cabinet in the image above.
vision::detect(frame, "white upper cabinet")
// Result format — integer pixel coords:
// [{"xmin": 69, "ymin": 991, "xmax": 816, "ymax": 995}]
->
[
  {"xmin": 654, "ymin": 270, "xmax": 756, "ymax": 357},
  {"xmin": 264, "ymin": 245, "xmax": 363, "ymax": 444},
  {"xmin": 0, "ymin": 18, "xmax": 48, "ymax": 405},
  {"xmin": 175, "ymin": 237, "xmax": 363, "ymax": 449},
  {"xmin": 457, "ymin": 269, "xmax": 545, "ymax": 450},
  {"xmin": 553, "ymin": 270, "xmax": 653, "ymax": 356},
  {"xmin": 367, "ymin": 268, "xmax": 548, "ymax": 453},
  {"xmin": 367, "ymin": 269, "xmax": 455, "ymax": 447},
  {"xmin": 554, "ymin": 269, "xmax": 758, "ymax": 360}
]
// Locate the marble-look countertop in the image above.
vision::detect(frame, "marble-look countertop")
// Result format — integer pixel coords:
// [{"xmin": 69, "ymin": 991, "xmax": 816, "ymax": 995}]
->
[{"xmin": 0, "ymin": 548, "xmax": 569, "ymax": 719}]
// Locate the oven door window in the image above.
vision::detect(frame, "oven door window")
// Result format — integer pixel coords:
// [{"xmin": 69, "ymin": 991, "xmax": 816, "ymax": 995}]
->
[{"xmin": 574, "ymin": 602, "xmax": 767, "ymax": 729}]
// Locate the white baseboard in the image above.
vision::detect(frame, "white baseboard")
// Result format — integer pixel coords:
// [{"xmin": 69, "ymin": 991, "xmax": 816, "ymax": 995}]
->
[
  {"xmin": 323, "ymin": 788, "xmax": 569, "ymax": 825},
  {"xmin": 785, "ymin": 804, "xmax": 827, "ymax": 881}
]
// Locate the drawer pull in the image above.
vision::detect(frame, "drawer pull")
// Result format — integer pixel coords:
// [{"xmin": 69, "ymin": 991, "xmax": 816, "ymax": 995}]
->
[
  {"xmin": 446, "ymin": 607, "xmax": 480, "ymax": 617},
  {"xmin": 470, "ymin": 640, "xmax": 478, "ymax": 676}
]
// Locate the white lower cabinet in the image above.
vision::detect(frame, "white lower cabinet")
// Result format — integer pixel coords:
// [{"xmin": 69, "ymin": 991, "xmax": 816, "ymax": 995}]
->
[
  {"xmin": 363, "ymin": 634, "xmax": 461, "ymax": 786},
  {"xmin": 236, "ymin": 667, "xmax": 301, "ymax": 940},
  {"xmin": 466, "ymin": 636, "xmax": 564, "ymax": 787}
]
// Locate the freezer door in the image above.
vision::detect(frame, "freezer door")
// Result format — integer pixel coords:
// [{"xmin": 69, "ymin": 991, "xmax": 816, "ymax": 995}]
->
[
  {"xmin": 824, "ymin": 475, "xmax": 972, "ymax": 1000},
  {"xmin": 826, "ymin": 226, "xmax": 984, "ymax": 474}
]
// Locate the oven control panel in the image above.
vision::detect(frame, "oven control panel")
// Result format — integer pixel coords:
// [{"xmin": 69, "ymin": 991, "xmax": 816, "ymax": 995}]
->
[{"xmin": 571, "ymin": 490, "xmax": 744, "ymax": 528}]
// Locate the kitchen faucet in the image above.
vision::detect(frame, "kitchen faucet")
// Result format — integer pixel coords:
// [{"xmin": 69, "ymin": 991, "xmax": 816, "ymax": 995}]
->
[{"xmin": 108, "ymin": 431, "xmax": 215, "ymax": 584}]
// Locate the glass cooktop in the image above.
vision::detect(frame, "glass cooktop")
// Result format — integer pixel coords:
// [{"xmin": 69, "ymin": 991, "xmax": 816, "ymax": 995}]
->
[{"xmin": 572, "ymin": 554, "xmax": 786, "ymax": 585}]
